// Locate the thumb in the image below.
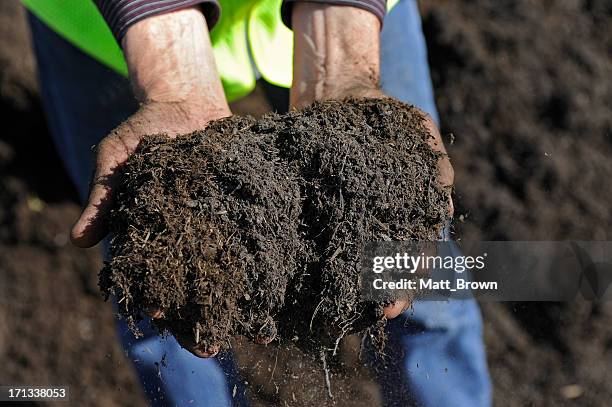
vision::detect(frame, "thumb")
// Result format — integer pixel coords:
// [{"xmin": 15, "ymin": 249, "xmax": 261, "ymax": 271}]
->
[
  {"xmin": 71, "ymin": 179, "xmax": 113, "ymax": 248},
  {"xmin": 71, "ymin": 137, "xmax": 126, "ymax": 248},
  {"xmin": 383, "ymin": 300, "xmax": 407, "ymax": 319}
]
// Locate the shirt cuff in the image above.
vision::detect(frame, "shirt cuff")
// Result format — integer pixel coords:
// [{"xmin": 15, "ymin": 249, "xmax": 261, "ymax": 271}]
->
[
  {"xmin": 95, "ymin": 0, "xmax": 220, "ymax": 44},
  {"xmin": 281, "ymin": 0, "xmax": 386, "ymax": 29}
]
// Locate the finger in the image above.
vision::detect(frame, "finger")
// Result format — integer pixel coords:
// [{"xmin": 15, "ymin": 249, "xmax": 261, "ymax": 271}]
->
[
  {"xmin": 254, "ymin": 326, "xmax": 277, "ymax": 345},
  {"xmin": 254, "ymin": 319, "xmax": 277, "ymax": 345},
  {"xmin": 71, "ymin": 138, "xmax": 127, "ymax": 248},
  {"xmin": 422, "ymin": 115, "xmax": 455, "ymax": 218},
  {"xmin": 423, "ymin": 115, "xmax": 454, "ymax": 189},
  {"xmin": 71, "ymin": 181, "xmax": 112, "ymax": 247},
  {"xmin": 383, "ymin": 301, "xmax": 407, "ymax": 319},
  {"xmin": 175, "ymin": 330, "xmax": 221, "ymax": 358},
  {"xmin": 147, "ymin": 308, "xmax": 164, "ymax": 319},
  {"xmin": 191, "ymin": 345, "xmax": 220, "ymax": 358},
  {"xmin": 254, "ymin": 335, "xmax": 275, "ymax": 345}
]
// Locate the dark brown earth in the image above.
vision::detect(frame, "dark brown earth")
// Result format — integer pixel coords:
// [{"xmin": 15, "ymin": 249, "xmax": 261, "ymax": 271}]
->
[
  {"xmin": 1, "ymin": 0, "xmax": 612, "ymax": 406},
  {"xmin": 104, "ymin": 99, "xmax": 448, "ymax": 355},
  {"xmin": 421, "ymin": 1, "xmax": 612, "ymax": 405}
]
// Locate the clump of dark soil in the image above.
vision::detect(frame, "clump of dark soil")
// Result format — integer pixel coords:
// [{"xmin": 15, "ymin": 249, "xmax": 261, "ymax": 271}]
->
[{"xmin": 102, "ymin": 98, "xmax": 450, "ymax": 353}]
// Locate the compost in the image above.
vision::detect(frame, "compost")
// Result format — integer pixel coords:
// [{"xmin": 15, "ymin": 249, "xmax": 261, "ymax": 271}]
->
[{"xmin": 102, "ymin": 98, "xmax": 450, "ymax": 353}]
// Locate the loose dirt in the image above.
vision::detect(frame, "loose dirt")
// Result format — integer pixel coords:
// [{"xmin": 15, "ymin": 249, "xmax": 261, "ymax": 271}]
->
[
  {"xmin": 422, "ymin": 1, "xmax": 612, "ymax": 405},
  {"xmin": 103, "ymin": 98, "xmax": 450, "ymax": 354},
  {"xmin": 2, "ymin": 0, "xmax": 612, "ymax": 405}
]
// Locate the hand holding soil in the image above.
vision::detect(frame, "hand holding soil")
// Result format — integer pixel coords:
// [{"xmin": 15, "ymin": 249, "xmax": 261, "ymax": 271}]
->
[
  {"xmin": 70, "ymin": 101, "xmax": 231, "ymax": 249},
  {"xmin": 69, "ymin": 101, "xmax": 232, "ymax": 358},
  {"xmin": 292, "ymin": 85, "xmax": 454, "ymax": 319},
  {"xmin": 72, "ymin": 7, "xmax": 231, "ymax": 252},
  {"xmin": 101, "ymin": 98, "xmax": 452, "ymax": 357}
]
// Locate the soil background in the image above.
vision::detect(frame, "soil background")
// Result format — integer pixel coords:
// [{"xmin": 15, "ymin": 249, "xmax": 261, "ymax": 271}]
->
[{"xmin": 1, "ymin": 0, "xmax": 611, "ymax": 406}]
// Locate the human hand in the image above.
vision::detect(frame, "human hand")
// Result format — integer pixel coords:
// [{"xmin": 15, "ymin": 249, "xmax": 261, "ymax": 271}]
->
[
  {"xmin": 70, "ymin": 8, "xmax": 233, "ymax": 358},
  {"xmin": 290, "ymin": 3, "xmax": 454, "ymax": 319},
  {"xmin": 72, "ymin": 7, "xmax": 230, "ymax": 248},
  {"xmin": 70, "ymin": 101, "xmax": 230, "ymax": 248},
  {"xmin": 353, "ymin": 91, "xmax": 455, "ymax": 319}
]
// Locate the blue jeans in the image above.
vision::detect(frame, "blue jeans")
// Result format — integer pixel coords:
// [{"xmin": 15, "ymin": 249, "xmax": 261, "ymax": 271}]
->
[{"xmin": 29, "ymin": 1, "xmax": 491, "ymax": 405}]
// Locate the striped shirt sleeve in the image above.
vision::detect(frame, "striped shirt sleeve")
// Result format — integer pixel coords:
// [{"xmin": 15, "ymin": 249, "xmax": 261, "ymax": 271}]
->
[
  {"xmin": 281, "ymin": 0, "xmax": 387, "ymax": 28},
  {"xmin": 95, "ymin": 0, "xmax": 220, "ymax": 43}
]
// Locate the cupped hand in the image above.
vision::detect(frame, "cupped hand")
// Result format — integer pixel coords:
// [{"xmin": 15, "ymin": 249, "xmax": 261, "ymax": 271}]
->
[
  {"xmin": 70, "ymin": 101, "xmax": 230, "ymax": 248},
  {"xmin": 73, "ymin": 102, "xmax": 230, "ymax": 358},
  {"xmin": 293, "ymin": 87, "xmax": 454, "ymax": 320}
]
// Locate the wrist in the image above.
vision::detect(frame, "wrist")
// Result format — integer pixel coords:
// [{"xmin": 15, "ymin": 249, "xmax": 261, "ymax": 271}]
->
[
  {"xmin": 122, "ymin": 7, "xmax": 228, "ymax": 111},
  {"xmin": 290, "ymin": 3, "xmax": 380, "ymax": 108},
  {"xmin": 132, "ymin": 100, "xmax": 230, "ymax": 137},
  {"xmin": 141, "ymin": 100, "xmax": 230, "ymax": 121}
]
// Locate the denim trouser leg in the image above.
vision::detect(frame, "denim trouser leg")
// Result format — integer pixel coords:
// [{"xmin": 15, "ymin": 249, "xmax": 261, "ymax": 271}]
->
[
  {"xmin": 30, "ymin": 0, "xmax": 490, "ymax": 404},
  {"xmin": 378, "ymin": 2, "xmax": 491, "ymax": 406}
]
